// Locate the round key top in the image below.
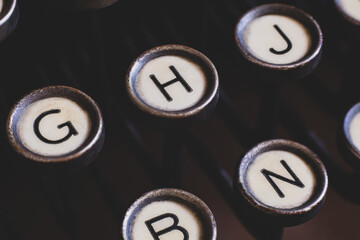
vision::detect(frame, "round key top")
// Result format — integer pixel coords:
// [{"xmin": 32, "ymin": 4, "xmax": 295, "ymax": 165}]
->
[
  {"xmin": 234, "ymin": 139, "xmax": 328, "ymax": 226},
  {"xmin": 7, "ymin": 86, "xmax": 104, "ymax": 174},
  {"xmin": 122, "ymin": 189, "xmax": 216, "ymax": 240},
  {"xmin": 235, "ymin": 4, "xmax": 322, "ymax": 81},
  {"xmin": 0, "ymin": 0, "xmax": 18, "ymax": 42},
  {"xmin": 126, "ymin": 45, "xmax": 219, "ymax": 126},
  {"xmin": 337, "ymin": 102, "xmax": 360, "ymax": 171},
  {"xmin": 334, "ymin": 0, "xmax": 360, "ymax": 25}
]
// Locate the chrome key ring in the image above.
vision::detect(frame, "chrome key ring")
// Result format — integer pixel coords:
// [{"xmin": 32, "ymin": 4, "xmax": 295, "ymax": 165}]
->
[{"xmin": 0, "ymin": 0, "xmax": 18, "ymax": 42}]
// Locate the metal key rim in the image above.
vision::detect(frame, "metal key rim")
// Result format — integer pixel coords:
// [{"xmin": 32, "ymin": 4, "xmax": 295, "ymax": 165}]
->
[
  {"xmin": 234, "ymin": 139, "xmax": 328, "ymax": 226},
  {"xmin": 122, "ymin": 188, "xmax": 217, "ymax": 240},
  {"xmin": 234, "ymin": 3, "xmax": 323, "ymax": 72},
  {"xmin": 7, "ymin": 85, "xmax": 104, "ymax": 164},
  {"xmin": 126, "ymin": 44, "xmax": 219, "ymax": 120}
]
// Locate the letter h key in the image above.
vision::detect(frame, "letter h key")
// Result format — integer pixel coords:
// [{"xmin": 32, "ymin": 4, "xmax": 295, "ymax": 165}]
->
[{"xmin": 150, "ymin": 65, "xmax": 193, "ymax": 102}]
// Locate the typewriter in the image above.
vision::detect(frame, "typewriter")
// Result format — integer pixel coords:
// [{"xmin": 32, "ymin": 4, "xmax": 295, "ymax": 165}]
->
[{"xmin": 0, "ymin": 0, "xmax": 359, "ymax": 239}]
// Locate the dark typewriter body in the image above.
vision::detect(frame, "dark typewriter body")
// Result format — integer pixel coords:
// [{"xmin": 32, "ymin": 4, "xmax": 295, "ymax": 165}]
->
[{"xmin": 0, "ymin": 0, "xmax": 359, "ymax": 239}]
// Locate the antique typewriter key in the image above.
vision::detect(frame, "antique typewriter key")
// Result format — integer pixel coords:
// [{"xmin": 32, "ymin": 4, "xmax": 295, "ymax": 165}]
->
[
  {"xmin": 7, "ymin": 85, "xmax": 105, "ymax": 174},
  {"xmin": 333, "ymin": 0, "xmax": 360, "ymax": 47},
  {"xmin": 126, "ymin": 44, "xmax": 219, "ymax": 126},
  {"xmin": 235, "ymin": 4, "xmax": 323, "ymax": 81},
  {"xmin": 0, "ymin": 0, "xmax": 18, "ymax": 42},
  {"xmin": 122, "ymin": 189, "xmax": 216, "ymax": 240},
  {"xmin": 334, "ymin": 0, "xmax": 360, "ymax": 26},
  {"xmin": 234, "ymin": 139, "xmax": 328, "ymax": 226},
  {"xmin": 126, "ymin": 45, "xmax": 219, "ymax": 187},
  {"xmin": 337, "ymin": 102, "xmax": 360, "ymax": 171}
]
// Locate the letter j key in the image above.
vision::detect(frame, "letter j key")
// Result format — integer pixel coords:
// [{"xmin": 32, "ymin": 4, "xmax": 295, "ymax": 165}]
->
[
  {"xmin": 235, "ymin": 4, "xmax": 323, "ymax": 81},
  {"xmin": 7, "ymin": 86, "xmax": 105, "ymax": 174}
]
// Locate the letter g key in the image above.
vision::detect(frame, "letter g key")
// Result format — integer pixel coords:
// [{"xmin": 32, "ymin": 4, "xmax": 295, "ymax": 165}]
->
[{"xmin": 7, "ymin": 86, "xmax": 105, "ymax": 175}]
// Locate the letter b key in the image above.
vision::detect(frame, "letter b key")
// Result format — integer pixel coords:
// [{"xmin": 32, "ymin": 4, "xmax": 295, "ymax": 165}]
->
[{"xmin": 122, "ymin": 189, "xmax": 217, "ymax": 240}]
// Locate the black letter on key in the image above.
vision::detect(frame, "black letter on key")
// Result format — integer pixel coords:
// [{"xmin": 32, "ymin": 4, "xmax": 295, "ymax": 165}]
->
[
  {"xmin": 34, "ymin": 109, "xmax": 78, "ymax": 144},
  {"xmin": 261, "ymin": 160, "xmax": 305, "ymax": 198},
  {"xmin": 149, "ymin": 65, "xmax": 193, "ymax": 102},
  {"xmin": 145, "ymin": 213, "xmax": 189, "ymax": 240},
  {"xmin": 269, "ymin": 24, "xmax": 293, "ymax": 55}
]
